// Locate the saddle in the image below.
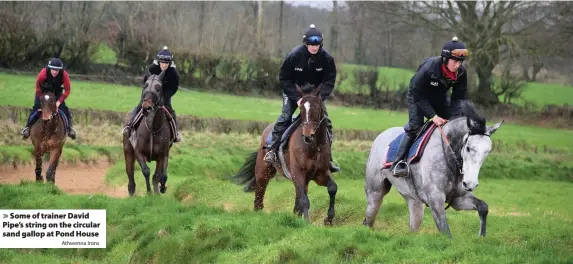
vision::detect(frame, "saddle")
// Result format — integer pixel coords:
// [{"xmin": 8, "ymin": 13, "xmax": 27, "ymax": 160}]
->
[
  {"xmin": 128, "ymin": 107, "xmax": 177, "ymax": 143},
  {"xmin": 382, "ymin": 121, "xmax": 437, "ymax": 169}
]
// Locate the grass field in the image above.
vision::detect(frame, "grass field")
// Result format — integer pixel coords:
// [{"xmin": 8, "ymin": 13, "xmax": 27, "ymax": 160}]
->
[
  {"xmin": 2, "ymin": 73, "xmax": 572, "ymax": 154},
  {"xmin": 0, "ymin": 130, "xmax": 572, "ymax": 263}
]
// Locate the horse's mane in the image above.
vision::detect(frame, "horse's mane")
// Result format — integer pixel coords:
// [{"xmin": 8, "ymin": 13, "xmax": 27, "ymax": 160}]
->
[{"xmin": 453, "ymin": 100, "xmax": 487, "ymax": 135}]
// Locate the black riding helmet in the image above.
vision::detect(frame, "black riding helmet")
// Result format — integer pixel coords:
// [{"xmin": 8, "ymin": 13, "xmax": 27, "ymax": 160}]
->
[
  {"xmin": 156, "ymin": 46, "xmax": 173, "ymax": 66},
  {"xmin": 441, "ymin": 37, "xmax": 468, "ymax": 63},
  {"xmin": 302, "ymin": 24, "xmax": 323, "ymax": 47},
  {"xmin": 47, "ymin": 57, "xmax": 64, "ymax": 70}
]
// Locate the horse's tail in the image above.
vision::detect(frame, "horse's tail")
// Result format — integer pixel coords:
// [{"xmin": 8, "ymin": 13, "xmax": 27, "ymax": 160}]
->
[{"xmin": 231, "ymin": 151, "xmax": 258, "ymax": 192}]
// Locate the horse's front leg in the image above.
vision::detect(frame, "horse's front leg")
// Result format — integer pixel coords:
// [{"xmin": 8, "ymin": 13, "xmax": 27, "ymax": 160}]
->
[
  {"xmin": 134, "ymin": 152, "xmax": 151, "ymax": 194},
  {"xmin": 427, "ymin": 193, "xmax": 452, "ymax": 238},
  {"xmin": 450, "ymin": 192, "xmax": 489, "ymax": 237},
  {"xmin": 46, "ymin": 148, "xmax": 62, "ymax": 183},
  {"xmin": 152, "ymin": 158, "xmax": 163, "ymax": 194},
  {"xmin": 159, "ymin": 155, "xmax": 169, "ymax": 194},
  {"xmin": 292, "ymin": 169, "xmax": 310, "ymax": 221},
  {"xmin": 323, "ymin": 174, "xmax": 337, "ymax": 226},
  {"xmin": 33, "ymin": 148, "xmax": 43, "ymax": 182}
]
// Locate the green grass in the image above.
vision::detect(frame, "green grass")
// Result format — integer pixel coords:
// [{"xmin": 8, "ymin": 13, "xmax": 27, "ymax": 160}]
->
[
  {"xmin": 517, "ymin": 82, "xmax": 573, "ymax": 106},
  {"xmin": 2, "ymin": 73, "xmax": 572, "ymax": 153},
  {"xmin": 0, "ymin": 131, "xmax": 572, "ymax": 263}
]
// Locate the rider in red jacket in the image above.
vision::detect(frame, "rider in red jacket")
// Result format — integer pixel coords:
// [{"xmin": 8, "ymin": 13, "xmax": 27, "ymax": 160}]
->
[{"xmin": 21, "ymin": 57, "xmax": 77, "ymax": 140}]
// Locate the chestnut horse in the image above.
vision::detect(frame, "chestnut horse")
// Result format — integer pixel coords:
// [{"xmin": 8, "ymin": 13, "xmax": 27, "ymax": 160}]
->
[
  {"xmin": 233, "ymin": 84, "xmax": 338, "ymax": 225},
  {"xmin": 29, "ymin": 91, "xmax": 67, "ymax": 183}
]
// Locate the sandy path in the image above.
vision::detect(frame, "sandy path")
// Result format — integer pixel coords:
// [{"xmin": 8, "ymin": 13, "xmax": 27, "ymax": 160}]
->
[{"xmin": 0, "ymin": 162, "xmax": 127, "ymax": 198}]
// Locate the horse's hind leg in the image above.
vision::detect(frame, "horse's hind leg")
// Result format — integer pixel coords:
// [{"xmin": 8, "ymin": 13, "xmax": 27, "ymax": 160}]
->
[
  {"xmin": 253, "ymin": 153, "xmax": 275, "ymax": 211},
  {"xmin": 363, "ymin": 177, "xmax": 392, "ymax": 228},
  {"xmin": 449, "ymin": 192, "xmax": 488, "ymax": 237},
  {"xmin": 46, "ymin": 148, "xmax": 62, "ymax": 183},
  {"xmin": 34, "ymin": 148, "xmax": 43, "ymax": 182},
  {"xmin": 406, "ymin": 198, "xmax": 425, "ymax": 232}
]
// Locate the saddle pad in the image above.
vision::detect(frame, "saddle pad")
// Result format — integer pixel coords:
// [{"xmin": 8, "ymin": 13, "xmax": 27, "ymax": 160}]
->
[{"xmin": 382, "ymin": 122, "xmax": 437, "ymax": 169}]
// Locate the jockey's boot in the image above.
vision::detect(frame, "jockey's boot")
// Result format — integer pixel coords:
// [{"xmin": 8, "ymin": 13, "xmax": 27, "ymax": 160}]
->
[
  {"xmin": 21, "ymin": 110, "xmax": 39, "ymax": 140},
  {"xmin": 329, "ymin": 156, "xmax": 340, "ymax": 173},
  {"xmin": 123, "ymin": 106, "xmax": 140, "ymax": 135},
  {"xmin": 66, "ymin": 112, "xmax": 76, "ymax": 140},
  {"xmin": 390, "ymin": 134, "xmax": 414, "ymax": 177},
  {"xmin": 327, "ymin": 129, "xmax": 340, "ymax": 173},
  {"xmin": 21, "ymin": 127, "xmax": 31, "ymax": 140},
  {"xmin": 170, "ymin": 109, "xmax": 182, "ymax": 143},
  {"xmin": 264, "ymin": 134, "xmax": 280, "ymax": 164}
]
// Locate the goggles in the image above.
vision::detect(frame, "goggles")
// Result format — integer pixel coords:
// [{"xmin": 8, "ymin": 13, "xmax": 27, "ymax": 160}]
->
[
  {"xmin": 450, "ymin": 49, "xmax": 468, "ymax": 58},
  {"xmin": 306, "ymin": 35, "xmax": 322, "ymax": 45},
  {"xmin": 157, "ymin": 54, "xmax": 172, "ymax": 61}
]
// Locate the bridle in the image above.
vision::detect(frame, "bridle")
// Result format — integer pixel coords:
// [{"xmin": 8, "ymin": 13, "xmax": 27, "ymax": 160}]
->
[{"xmin": 301, "ymin": 95, "xmax": 326, "ymax": 136}]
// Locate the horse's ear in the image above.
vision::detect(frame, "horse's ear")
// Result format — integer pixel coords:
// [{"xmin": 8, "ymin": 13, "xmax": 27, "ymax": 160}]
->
[
  {"xmin": 313, "ymin": 84, "xmax": 321, "ymax": 97},
  {"xmin": 296, "ymin": 84, "xmax": 303, "ymax": 94},
  {"xmin": 145, "ymin": 66, "xmax": 151, "ymax": 78},
  {"xmin": 158, "ymin": 69, "xmax": 166, "ymax": 81},
  {"xmin": 486, "ymin": 120, "xmax": 504, "ymax": 136}
]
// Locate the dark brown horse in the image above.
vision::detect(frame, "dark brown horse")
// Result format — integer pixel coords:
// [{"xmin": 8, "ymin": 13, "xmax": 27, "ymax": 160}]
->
[
  {"xmin": 123, "ymin": 69, "xmax": 173, "ymax": 196},
  {"xmin": 30, "ymin": 91, "xmax": 67, "ymax": 183},
  {"xmin": 233, "ymin": 84, "xmax": 338, "ymax": 225}
]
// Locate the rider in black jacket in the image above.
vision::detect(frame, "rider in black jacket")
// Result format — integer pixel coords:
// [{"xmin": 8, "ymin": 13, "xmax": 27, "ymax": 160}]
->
[
  {"xmin": 264, "ymin": 24, "xmax": 340, "ymax": 173},
  {"xmin": 124, "ymin": 46, "xmax": 182, "ymax": 143},
  {"xmin": 390, "ymin": 37, "xmax": 469, "ymax": 177}
]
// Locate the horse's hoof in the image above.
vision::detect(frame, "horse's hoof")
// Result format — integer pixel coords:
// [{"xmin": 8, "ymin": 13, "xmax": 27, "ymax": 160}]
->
[
  {"xmin": 323, "ymin": 218, "xmax": 333, "ymax": 226},
  {"xmin": 160, "ymin": 186, "xmax": 166, "ymax": 193}
]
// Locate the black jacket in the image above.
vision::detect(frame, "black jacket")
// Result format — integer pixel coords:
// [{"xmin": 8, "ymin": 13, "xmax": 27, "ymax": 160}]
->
[
  {"xmin": 143, "ymin": 63, "xmax": 180, "ymax": 105},
  {"xmin": 407, "ymin": 56, "xmax": 468, "ymax": 119},
  {"xmin": 279, "ymin": 45, "xmax": 337, "ymax": 102}
]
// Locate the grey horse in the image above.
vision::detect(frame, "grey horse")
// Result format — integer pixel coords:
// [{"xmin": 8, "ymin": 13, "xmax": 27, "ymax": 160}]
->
[{"xmin": 363, "ymin": 100, "xmax": 504, "ymax": 238}]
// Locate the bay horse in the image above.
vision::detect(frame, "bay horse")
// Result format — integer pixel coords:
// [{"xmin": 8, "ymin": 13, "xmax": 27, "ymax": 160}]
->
[
  {"xmin": 363, "ymin": 100, "xmax": 504, "ymax": 238},
  {"xmin": 29, "ymin": 91, "xmax": 67, "ymax": 183},
  {"xmin": 122, "ymin": 69, "xmax": 173, "ymax": 196},
  {"xmin": 232, "ymin": 84, "xmax": 338, "ymax": 225}
]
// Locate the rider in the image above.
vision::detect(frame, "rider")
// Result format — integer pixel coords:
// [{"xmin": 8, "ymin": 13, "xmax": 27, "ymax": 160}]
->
[
  {"xmin": 263, "ymin": 24, "xmax": 340, "ymax": 173},
  {"xmin": 124, "ymin": 46, "xmax": 182, "ymax": 143},
  {"xmin": 21, "ymin": 56, "xmax": 77, "ymax": 140},
  {"xmin": 390, "ymin": 36, "xmax": 469, "ymax": 177}
]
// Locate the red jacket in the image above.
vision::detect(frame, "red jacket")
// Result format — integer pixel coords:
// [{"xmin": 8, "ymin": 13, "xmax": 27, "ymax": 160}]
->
[{"xmin": 36, "ymin": 67, "xmax": 71, "ymax": 104}]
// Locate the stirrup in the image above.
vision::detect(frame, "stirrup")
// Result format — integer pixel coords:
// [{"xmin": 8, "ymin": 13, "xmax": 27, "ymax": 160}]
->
[
  {"xmin": 392, "ymin": 161, "xmax": 409, "ymax": 177},
  {"xmin": 264, "ymin": 151, "xmax": 276, "ymax": 163}
]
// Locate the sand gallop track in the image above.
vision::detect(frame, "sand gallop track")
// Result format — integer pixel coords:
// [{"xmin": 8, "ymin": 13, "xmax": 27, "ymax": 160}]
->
[{"xmin": 0, "ymin": 162, "xmax": 127, "ymax": 198}]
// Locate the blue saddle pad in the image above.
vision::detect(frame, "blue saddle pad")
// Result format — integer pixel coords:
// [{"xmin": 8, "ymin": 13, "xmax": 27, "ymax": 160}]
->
[{"xmin": 382, "ymin": 122, "xmax": 437, "ymax": 168}]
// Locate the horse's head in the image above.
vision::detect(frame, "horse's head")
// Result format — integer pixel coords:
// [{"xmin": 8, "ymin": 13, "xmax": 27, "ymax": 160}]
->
[
  {"xmin": 141, "ymin": 68, "xmax": 165, "ymax": 112},
  {"xmin": 296, "ymin": 83, "xmax": 324, "ymax": 144},
  {"xmin": 457, "ymin": 101, "xmax": 504, "ymax": 191},
  {"xmin": 40, "ymin": 91, "xmax": 57, "ymax": 121}
]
